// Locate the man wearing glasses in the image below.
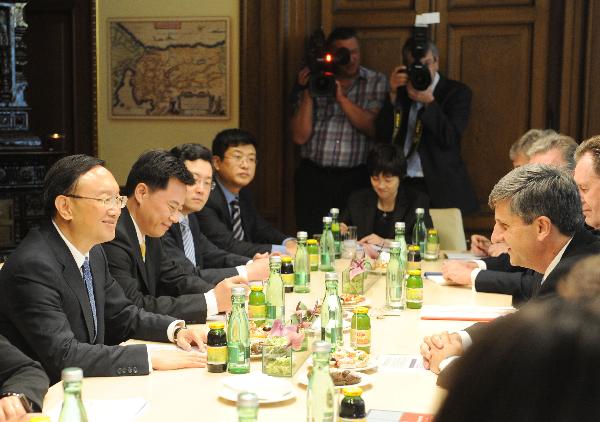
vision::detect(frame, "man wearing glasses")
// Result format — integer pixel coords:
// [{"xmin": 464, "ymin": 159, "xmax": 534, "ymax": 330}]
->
[
  {"xmin": 102, "ymin": 149, "xmax": 247, "ymax": 324},
  {"xmin": 162, "ymin": 143, "xmax": 270, "ymax": 284},
  {"xmin": 196, "ymin": 129, "xmax": 297, "ymax": 258},
  {"xmin": 0, "ymin": 155, "xmax": 207, "ymax": 384}
]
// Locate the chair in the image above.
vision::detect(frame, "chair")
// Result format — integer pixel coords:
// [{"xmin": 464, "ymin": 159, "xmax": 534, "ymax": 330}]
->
[{"xmin": 429, "ymin": 208, "xmax": 467, "ymax": 251}]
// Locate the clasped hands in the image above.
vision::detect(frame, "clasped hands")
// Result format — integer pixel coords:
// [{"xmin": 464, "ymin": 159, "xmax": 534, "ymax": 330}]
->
[
  {"xmin": 150, "ymin": 326, "xmax": 209, "ymax": 371},
  {"xmin": 420, "ymin": 331, "xmax": 464, "ymax": 374}
]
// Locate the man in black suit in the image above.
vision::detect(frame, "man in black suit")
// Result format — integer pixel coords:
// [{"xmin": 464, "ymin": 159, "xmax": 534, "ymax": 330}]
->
[
  {"xmin": 375, "ymin": 37, "xmax": 478, "ymax": 215},
  {"xmin": 163, "ymin": 143, "xmax": 269, "ymax": 284},
  {"xmin": 419, "ymin": 164, "xmax": 600, "ymax": 374},
  {"xmin": 195, "ymin": 129, "xmax": 297, "ymax": 258},
  {"xmin": 0, "ymin": 155, "xmax": 206, "ymax": 384},
  {"xmin": 0, "ymin": 334, "xmax": 49, "ymax": 418},
  {"xmin": 103, "ymin": 150, "xmax": 247, "ymax": 324}
]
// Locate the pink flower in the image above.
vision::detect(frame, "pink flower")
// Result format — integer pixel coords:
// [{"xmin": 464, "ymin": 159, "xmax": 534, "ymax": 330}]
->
[{"xmin": 268, "ymin": 319, "xmax": 306, "ymax": 351}]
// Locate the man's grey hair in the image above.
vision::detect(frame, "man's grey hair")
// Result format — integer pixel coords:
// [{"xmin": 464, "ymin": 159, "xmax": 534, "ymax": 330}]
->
[
  {"xmin": 509, "ymin": 129, "xmax": 557, "ymax": 160},
  {"xmin": 489, "ymin": 164, "xmax": 583, "ymax": 236},
  {"xmin": 527, "ymin": 134, "xmax": 578, "ymax": 171}
]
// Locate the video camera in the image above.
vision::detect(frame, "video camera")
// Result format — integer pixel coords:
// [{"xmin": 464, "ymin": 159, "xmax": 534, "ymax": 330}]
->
[
  {"xmin": 405, "ymin": 13, "xmax": 440, "ymax": 91},
  {"xmin": 305, "ymin": 29, "xmax": 350, "ymax": 97}
]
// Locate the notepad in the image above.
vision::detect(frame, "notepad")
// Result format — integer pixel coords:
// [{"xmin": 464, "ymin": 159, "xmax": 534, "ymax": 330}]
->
[
  {"xmin": 420, "ymin": 305, "xmax": 515, "ymax": 322},
  {"xmin": 423, "ymin": 272, "xmax": 447, "ymax": 285},
  {"xmin": 377, "ymin": 354, "xmax": 426, "ymax": 371},
  {"xmin": 444, "ymin": 252, "xmax": 479, "ymax": 260},
  {"xmin": 48, "ymin": 397, "xmax": 148, "ymax": 422}
]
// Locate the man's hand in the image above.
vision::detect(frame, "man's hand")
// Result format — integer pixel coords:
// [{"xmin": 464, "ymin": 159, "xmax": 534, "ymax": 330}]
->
[
  {"xmin": 470, "ymin": 234, "xmax": 491, "ymax": 256},
  {"xmin": 297, "ymin": 66, "xmax": 310, "ymax": 88},
  {"xmin": 0, "ymin": 396, "xmax": 26, "ymax": 422},
  {"xmin": 407, "ymin": 83, "xmax": 434, "ymax": 105},
  {"xmin": 442, "ymin": 260, "xmax": 477, "ymax": 286},
  {"xmin": 150, "ymin": 348, "xmax": 207, "ymax": 371},
  {"xmin": 487, "ymin": 242, "xmax": 509, "ymax": 257},
  {"xmin": 175, "ymin": 327, "xmax": 207, "ymax": 352},
  {"xmin": 389, "ymin": 65, "xmax": 409, "ymax": 103},
  {"xmin": 214, "ymin": 276, "xmax": 249, "ymax": 313},
  {"xmin": 252, "ymin": 252, "xmax": 269, "ymax": 261},
  {"xmin": 420, "ymin": 331, "xmax": 463, "ymax": 374},
  {"xmin": 334, "ymin": 80, "xmax": 346, "ymax": 104},
  {"xmin": 358, "ymin": 233, "xmax": 385, "ymax": 247},
  {"xmin": 340, "ymin": 222, "xmax": 348, "ymax": 236},
  {"xmin": 284, "ymin": 239, "xmax": 297, "ymax": 256},
  {"xmin": 245, "ymin": 257, "xmax": 269, "ymax": 281}
]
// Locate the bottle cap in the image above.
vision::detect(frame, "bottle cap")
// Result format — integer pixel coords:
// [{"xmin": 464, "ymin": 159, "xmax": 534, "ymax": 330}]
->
[
  {"xmin": 281, "ymin": 255, "xmax": 293, "ymax": 263},
  {"xmin": 395, "ymin": 221, "xmax": 405, "ymax": 229},
  {"xmin": 61, "ymin": 367, "xmax": 83, "ymax": 382},
  {"xmin": 237, "ymin": 391, "xmax": 258, "ymax": 408},
  {"xmin": 297, "ymin": 231, "xmax": 308, "ymax": 239},
  {"xmin": 353, "ymin": 306, "xmax": 369, "ymax": 314},
  {"xmin": 409, "ymin": 245, "xmax": 420, "ymax": 252},
  {"xmin": 208, "ymin": 321, "xmax": 225, "ymax": 330},
  {"xmin": 29, "ymin": 418, "xmax": 52, "ymax": 422},
  {"xmin": 250, "ymin": 284, "xmax": 264, "ymax": 292},
  {"xmin": 428, "ymin": 228, "xmax": 438, "ymax": 234},
  {"xmin": 324, "ymin": 272, "xmax": 338, "ymax": 281},
  {"xmin": 269, "ymin": 255, "xmax": 281, "ymax": 264},
  {"xmin": 342, "ymin": 386, "xmax": 363, "ymax": 397},
  {"xmin": 416, "ymin": 208, "xmax": 424, "ymax": 214},
  {"xmin": 408, "ymin": 269, "xmax": 422, "ymax": 276},
  {"xmin": 232, "ymin": 286, "xmax": 246, "ymax": 296},
  {"xmin": 323, "ymin": 216, "xmax": 332, "ymax": 223},
  {"xmin": 330, "ymin": 207, "xmax": 339, "ymax": 215},
  {"xmin": 389, "ymin": 241, "xmax": 401, "ymax": 249},
  {"xmin": 307, "ymin": 239, "xmax": 318, "ymax": 245},
  {"xmin": 312, "ymin": 340, "xmax": 332, "ymax": 353}
]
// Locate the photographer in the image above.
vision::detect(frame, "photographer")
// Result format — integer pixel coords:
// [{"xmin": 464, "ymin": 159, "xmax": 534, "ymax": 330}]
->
[
  {"xmin": 375, "ymin": 37, "xmax": 478, "ymax": 214},
  {"xmin": 291, "ymin": 27, "xmax": 388, "ymax": 236}
]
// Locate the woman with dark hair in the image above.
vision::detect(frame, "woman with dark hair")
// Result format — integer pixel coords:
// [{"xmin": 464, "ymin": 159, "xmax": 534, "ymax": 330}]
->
[
  {"xmin": 340, "ymin": 143, "xmax": 432, "ymax": 246},
  {"xmin": 436, "ymin": 297, "xmax": 600, "ymax": 422}
]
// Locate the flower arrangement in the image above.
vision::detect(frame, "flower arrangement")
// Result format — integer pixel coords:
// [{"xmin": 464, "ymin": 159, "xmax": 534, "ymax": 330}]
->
[{"xmin": 262, "ymin": 319, "xmax": 306, "ymax": 377}]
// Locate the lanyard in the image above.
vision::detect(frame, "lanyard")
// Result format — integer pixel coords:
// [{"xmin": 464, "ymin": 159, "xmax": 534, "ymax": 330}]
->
[{"xmin": 392, "ymin": 108, "xmax": 423, "ymax": 159}]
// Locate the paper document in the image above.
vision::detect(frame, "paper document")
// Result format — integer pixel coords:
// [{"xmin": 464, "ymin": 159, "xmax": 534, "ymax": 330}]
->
[
  {"xmin": 49, "ymin": 397, "xmax": 148, "ymax": 422},
  {"xmin": 368, "ymin": 409, "xmax": 434, "ymax": 422},
  {"xmin": 420, "ymin": 305, "xmax": 515, "ymax": 322},
  {"xmin": 444, "ymin": 252, "xmax": 479, "ymax": 260},
  {"xmin": 377, "ymin": 354, "xmax": 425, "ymax": 371}
]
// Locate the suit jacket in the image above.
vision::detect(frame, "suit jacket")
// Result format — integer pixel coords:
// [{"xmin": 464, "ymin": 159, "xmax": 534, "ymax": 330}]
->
[
  {"xmin": 0, "ymin": 222, "xmax": 174, "ymax": 383},
  {"xmin": 375, "ymin": 74, "xmax": 478, "ymax": 214},
  {"xmin": 195, "ymin": 183, "xmax": 288, "ymax": 258},
  {"xmin": 340, "ymin": 186, "xmax": 433, "ymax": 241},
  {"xmin": 162, "ymin": 213, "xmax": 246, "ymax": 284},
  {"xmin": 0, "ymin": 334, "xmax": 49, "ymax": 411},
  {"xmin": 102, "ymin": 209, "xmax": 210, "ymax": 323}
]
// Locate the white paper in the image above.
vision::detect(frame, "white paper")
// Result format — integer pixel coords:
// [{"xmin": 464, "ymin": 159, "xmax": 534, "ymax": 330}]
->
[
  {"xmin": 377, "ymin": 354, "xmax": 425, "ymax": 371},
  {"xmin": 444, "ymin": 252, "xmax": 479, "ymax": 260},
  {"xmin": 420, "ymin": 305, "xmax": 515, "ymax": 321},
  {"xmin": 423, "ymin": 273, "xmax": 447, "ymax": 285},
  {"xmin": 49, "ymin": 397, "xmax": 148, "ymax": 422}
]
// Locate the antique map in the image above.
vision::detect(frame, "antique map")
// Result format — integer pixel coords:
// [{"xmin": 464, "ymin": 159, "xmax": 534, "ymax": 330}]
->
[{"xmin": 109, "ymin": 18, "xmax": 229, "ymax": 119}]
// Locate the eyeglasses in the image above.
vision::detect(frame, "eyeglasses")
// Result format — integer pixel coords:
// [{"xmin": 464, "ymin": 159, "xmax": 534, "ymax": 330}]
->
[
  {"xmin": 66, "ymin": 194, "xmax": 127, "ymax": 209},
  {"xmin": 224, "ymin": 154, "xmax": 257, "ymax": 165},
  {"xmin": 166, "ymin": 202, "xmax": 183, "ymax": 218},
  {"xmin": 194, "ymin": 177, "xmax": 216, "ymax": 190}
]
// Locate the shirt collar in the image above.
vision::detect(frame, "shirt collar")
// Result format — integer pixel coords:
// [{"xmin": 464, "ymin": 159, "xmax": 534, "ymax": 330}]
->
[
  {"xmin": 542, "ymin": 237, "xmax": 573, "ymax": 282},
  {"xmin": 431, "ymin": 71, "xmax": 440, "ymax": 91},
  {"xmin": 129, "ymin": 212, "xmax": 145, "ymax": 246},
  {"xmin": 215, "ymin": 175, "xmax": 238, "ymax": 204},
  {"xmin": 52, "ymin": 220, "xmax": 88, "ymax": 269},
  {"xmin": 179, "ymin": 214, "xmax": 190, "ymax": 227}
]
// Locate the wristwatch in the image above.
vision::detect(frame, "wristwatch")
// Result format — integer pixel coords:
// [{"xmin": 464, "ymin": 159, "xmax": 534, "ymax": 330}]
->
[
  {"xmin": 173, "ymin": 324, "xmax": 187, "ymax": 342},
  {"xmin": 0, "ymin": 392, "xmax": 33, "ymax": 412}
]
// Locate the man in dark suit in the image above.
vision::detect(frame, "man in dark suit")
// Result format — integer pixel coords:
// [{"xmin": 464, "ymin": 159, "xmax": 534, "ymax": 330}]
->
[
  {"xmin": 0, "ymin": 334, "xmax": 49, "ymax": 417},
  {"xmin": 195, "ymin": 129, "xmax": 296, "ymax": 258},
  {"xmin": 0, "ymin": 155, "xmax": 206, "ymax": 384},
  {"xmin": 103, "ymin": 150, "xmax": 247, "ymax": 324},
  {"xmin": 375, "ymin": 37, "xmax": 478, "ymax": 215},
  {"xmin": 419, "ymin": 164, "xmax": 600, "ymax": 374},
  {"xmin": 163, "ymin": 143, "xmax": 269, "ymax": 284}
]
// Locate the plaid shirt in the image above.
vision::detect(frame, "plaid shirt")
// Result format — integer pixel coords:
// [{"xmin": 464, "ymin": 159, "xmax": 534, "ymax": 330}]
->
[{"xmin": 299, "ymin": 66, "xmax": 388, "ymax": 168}]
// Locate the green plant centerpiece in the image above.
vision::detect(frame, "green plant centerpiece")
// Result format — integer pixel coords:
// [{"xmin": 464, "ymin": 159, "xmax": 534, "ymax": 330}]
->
[{"xmin": 262, "ymin": 319, "xmax": 307, "ymax": 377}]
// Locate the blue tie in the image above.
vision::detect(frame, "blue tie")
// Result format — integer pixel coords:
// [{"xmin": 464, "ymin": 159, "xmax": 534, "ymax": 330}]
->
[
  {"xmin": 81, "ymin": 257, "xmax": 98, "ymax": 341},
  {"xmin": 180, "ymin": 217, "xmax": 197, "ymax": 266}
]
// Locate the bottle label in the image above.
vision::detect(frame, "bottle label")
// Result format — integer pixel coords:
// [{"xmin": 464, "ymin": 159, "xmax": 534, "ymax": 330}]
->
[
  {"xmin": 281, "ymin": 273, "xmax": 294, "ymax": 288},
  {"xmin": 351, "ymin": 328, "xmax": 371, "ymax": 348},
  {"xmin": 207, "ymin": 345, "xmax": 227, "ymax": 365},
  {"xmin": 248, "ymin": 304, "xmax": 266, "ymax": 320},
  {"xmin": 309, "ymin": 254, "xmax": 319, "ymax": 269},
  {"xmin": 406, "ymin": 287, "xmax": 423, "ymax": 303}
]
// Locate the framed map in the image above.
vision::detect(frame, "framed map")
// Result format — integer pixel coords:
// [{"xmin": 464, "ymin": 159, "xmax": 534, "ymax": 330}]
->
[{"xmin": 109, "ymin": 17, "xmax": 230, "ymax": 119}]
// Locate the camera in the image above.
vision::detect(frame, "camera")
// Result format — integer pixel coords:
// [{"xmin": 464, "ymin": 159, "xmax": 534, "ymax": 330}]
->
[
  {"xmin": 406, "ymin": 25, "xmax": 432, "ymax": 91},
  {"xmin": 305, "ymin": 29, "xmax": 350, "ymax": 97}
]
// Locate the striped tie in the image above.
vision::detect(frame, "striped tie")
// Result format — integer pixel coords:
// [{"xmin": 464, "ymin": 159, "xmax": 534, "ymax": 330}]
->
[
  {"xmin": 81, "ymin": 257, "xmax": 98, "ymax": 342},
  {"xmin": 230, "ymin": 199, "xmax": 245, "ymax": 241},
  {"xmin": 179, "ymin": 216, "xmax": 197, "ymax": 266}
]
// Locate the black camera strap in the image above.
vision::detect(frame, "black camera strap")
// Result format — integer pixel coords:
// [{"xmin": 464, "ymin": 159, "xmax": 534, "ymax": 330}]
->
[{"xmin": 392, "ymin": 107, "xmax": 423, "ymax": 159}]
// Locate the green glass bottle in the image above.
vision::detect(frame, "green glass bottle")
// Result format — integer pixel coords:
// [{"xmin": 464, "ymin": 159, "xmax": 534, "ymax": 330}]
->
[
  {"xmin": 321, "ymin": 272, "xmax": 343, "ymax": 351},
  {"xmin": 412, "ymin": 208, "xmax": 427, "ymax": 254},
  {"xmin": 394, "ymin": 221, "xmax": 408, "ymax": 268},
  {"xmin": 330, "ymin": 207, "xmax": 341, "ymax": 259},
  {"xmin": 265, "ymin": 255, "xmax": 285, "ymax": 326},
  {"xmin": 58, "ymin": 367, "xmax": 88, "ymax": 422},
  {"xmin": 406, "ymin": 269, "xmax": 424, "ymax": 309},
  {"xmin": 386, "ymin": 241, "xmax": 405, "ymax": 310},
  {"xmin": 237, "ymin": 392, "xmax": 258, "ymax": 422},
  {"xmin": 307, "ymin": 341, "xmax": 336, "ymax": 422},
  {"xmin": 320, "ymin": 216, "xmax": 335, "ymax": 271},
  {"xmin": 227, "ymin": 286, "xmax": 250, "ymax": 374},
  {"xmin": 294, "ymin": 231, "xmax": 311, "ymax": 293}
]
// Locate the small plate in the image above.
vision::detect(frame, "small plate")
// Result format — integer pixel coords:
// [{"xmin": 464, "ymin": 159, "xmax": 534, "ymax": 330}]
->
[
  {"xmin": 218, "ymin": 387, "xmax": 296, "ymax": 404},
  {"xmin": 297, "ymin": 370, "xmax": 373, "ymax": 389},
  {"xmin": 341, "ymin": 297, "xmax": 372, "ymax": 309},
  {"xmin": 220, "ymin": 373, "xmax": 295, "ymax": 403},
  {"xmin": 307, "ymin": 357, "xmax": 378, "ymax": 372}
]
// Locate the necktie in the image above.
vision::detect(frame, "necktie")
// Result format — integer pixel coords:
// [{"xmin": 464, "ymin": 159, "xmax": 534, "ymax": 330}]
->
[
  {"xmin": 140, "ymin": 241, "xmax": 146, "ymax": 261},
  {"xmin": 81, "ymin": 257, "xmax": 98, "ymax": 342},
  {"xmin": 230, "ymin": 199, "xmax": 245, "ymax": 241},
  {"xmin": 179, "ymin": 217, "xmax": 197, "ymax": 266}
]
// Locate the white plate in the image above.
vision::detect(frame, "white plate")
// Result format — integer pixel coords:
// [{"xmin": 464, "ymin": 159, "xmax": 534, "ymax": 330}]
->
[
  {"xmin": 341, "ymin": 297, "xmax": 372, "ymax": 309},
  {"xmin": 221, "ymin": 373, "xmax": 295, "ymax": 403},
  {"xmin": 297, "ymin": 370, "xmax": 373, "ymax": 389},
  {"xmin": 310, "ymin": 318, "xmax": 351, "ymax": 332},
  {"xmin": 307, "ymin": 356, "xmax": 378, "ymax": 372}
]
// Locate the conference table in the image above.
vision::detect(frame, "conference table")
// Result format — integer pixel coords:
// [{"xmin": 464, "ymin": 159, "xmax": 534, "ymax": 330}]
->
[{"xmin": 42, "ymin": 257, "xmax": 512, "ymax": 420}]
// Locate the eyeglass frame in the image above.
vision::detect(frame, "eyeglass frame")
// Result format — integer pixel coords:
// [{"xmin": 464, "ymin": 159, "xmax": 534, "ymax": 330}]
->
[
  {"xmin": 223, "ymin": 153, "xmax": 258, "ymax": 165},
  {"xmin": 65, "ymin": 194, "xmax": 128, "ymax": 209},
  {"xmin": 192, "ymin": 176, "xmax": 216, "ymax": 190}
]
